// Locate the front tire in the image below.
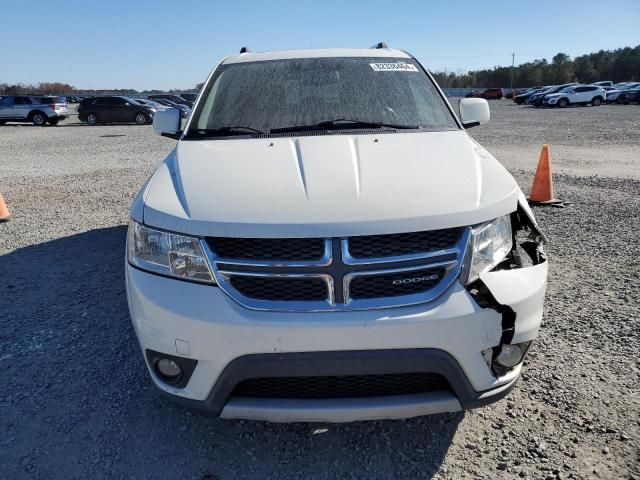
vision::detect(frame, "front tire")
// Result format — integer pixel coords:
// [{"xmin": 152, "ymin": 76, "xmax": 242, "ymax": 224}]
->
[
  {"xmin": 558, "ymin": 98, "xmax": 568, "ymax": 108},
  {"xmin": 86, "ymin": 113, "xmax": 99, "ymax": 126},
  {"xmin": 31, "ymin": 111, "xmax": 47, "ymax": 126},
  {"xmin": 134, "ymin": 113, "xmax": 148, "ymax": 125}
]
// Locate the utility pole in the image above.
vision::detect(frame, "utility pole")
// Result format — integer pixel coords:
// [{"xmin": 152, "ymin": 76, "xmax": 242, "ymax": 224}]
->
[{"xmin": 510, "ymin": 53, "xmax": 515, "ymax": 94}]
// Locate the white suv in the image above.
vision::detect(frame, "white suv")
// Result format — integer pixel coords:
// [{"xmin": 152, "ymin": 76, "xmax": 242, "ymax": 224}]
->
[
  {"xmin": 543, "ymin": 84, "xmax": 605, "ymax": 108},
  {"xmin": 126, "ymin": 47, "xmax": 548, "ymax": 422}
]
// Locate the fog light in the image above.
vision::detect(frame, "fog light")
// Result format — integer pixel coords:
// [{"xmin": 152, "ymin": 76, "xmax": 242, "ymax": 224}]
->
[
  {"xmin": 156, "ymin": 358, "xmax": 182, "ymax": 379},
  {"xmin": 495, "ymin": 344, "xmax": 526, "ymax": 368}
]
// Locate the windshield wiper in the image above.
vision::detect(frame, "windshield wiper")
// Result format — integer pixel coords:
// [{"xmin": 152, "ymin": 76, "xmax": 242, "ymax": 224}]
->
[
  {"xmin": 270, "ymin": 118, "xmax": 420, "ymax": 134},
  {"xmin": 188, "ymin": 126, "xmax": 265, "ymax": 137}
]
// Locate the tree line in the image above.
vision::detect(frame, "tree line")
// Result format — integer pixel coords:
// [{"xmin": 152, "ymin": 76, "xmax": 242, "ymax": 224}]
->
[
  {"xmin": 431, "ymin": 45, "xmax": 639, "ymax": 88},
  {"xmin": 0, "ymin": 83, "xmax": 196, "ymax": 96}
]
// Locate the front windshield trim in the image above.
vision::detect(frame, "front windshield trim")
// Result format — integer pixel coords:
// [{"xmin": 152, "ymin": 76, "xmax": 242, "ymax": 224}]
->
[{"xmin": 184, "ymin": 56, "xmax": 461, "ymax": 140}]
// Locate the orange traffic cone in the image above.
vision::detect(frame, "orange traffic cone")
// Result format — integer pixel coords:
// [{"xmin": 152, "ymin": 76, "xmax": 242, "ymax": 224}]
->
[
  {"xmin": 0, "ymin": 193, "xmax": 10, "ymax": 222},
  {"xmin": 529, "ymin": 144, "xmax": 562, "ymax": 206}
]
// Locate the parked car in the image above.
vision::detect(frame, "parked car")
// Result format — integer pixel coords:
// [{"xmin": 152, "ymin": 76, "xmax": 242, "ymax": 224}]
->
[
  {"xmin": 133, "ymin": 98, "xmax": 166, "ymax": 109},
  {"xmin": 180, "ymin": 93, "xmax": 198, "ymax": 102},
  {"xmin": 127, "ymin": 46, "xmax": 549, "ymax": 423},
  {"xmin": 605, "ymin": 83, "xmax": 640, "ymax": 103},
  {"xmin": 615, "ymin": 87, "xmax": 640, "ymax": 104},
  {"xmin": 543, "ymin": 85, "xmax": 605, "ymax": 108},
  {"xmin": 0, "ymin": 95, "xmax": 68, "ymax": 126},
  {"xmin": 142, "ymin": 99, "xmax": 171, "ymax": 109},
  {"xmin": 153, "ymin": 98, "xmax": 191, "ymax": 118},
  {"xmin": 78, "ymin": 96, "xmax": 156, "ymax": 125},
  {"xmin": 148, "ymin": 94, "xmax": 193, "ymax": 108},
  {"xmin": 528, "ymin": 83, "xmax": 577, "ymax": 107},
  {"xmin": 465, "ymin": 88, "xmax": 504, "ymax": 100},
  {"xmin": 514, "ymin": 87, "xmax": 546, "ymax": 105}
]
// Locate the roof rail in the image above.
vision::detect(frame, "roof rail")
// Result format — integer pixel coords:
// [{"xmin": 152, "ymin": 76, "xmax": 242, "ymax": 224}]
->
[
  {"xmin": 239, "ymin": 47, "xmax": 251, "ymax": 54},
  {"xmin": 373, "ymin": 42, "xmax": 388, "ymax": 49}
]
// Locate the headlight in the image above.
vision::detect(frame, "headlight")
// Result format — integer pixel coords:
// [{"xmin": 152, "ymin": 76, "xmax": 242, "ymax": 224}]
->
[
  {"xmin": 461, "ymin": 215, "xmax": 513, "ymax": 285},
  {"xmin": 127, "ymin": 221, "xmax": 215, "ymax": 284}
]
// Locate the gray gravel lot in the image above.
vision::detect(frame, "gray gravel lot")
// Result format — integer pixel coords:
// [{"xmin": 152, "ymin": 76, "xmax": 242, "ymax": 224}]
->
[{"xmin": 1, "ymin": 101, "xmax": 639, "ymax": 479}]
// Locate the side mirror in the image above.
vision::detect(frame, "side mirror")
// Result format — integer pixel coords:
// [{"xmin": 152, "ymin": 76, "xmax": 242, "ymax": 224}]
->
[
  {"xmin": 153, "ymin": 108, "xmax": 182, "ymax": 139},
  {"xmin": 459, "ymin": 98, "xmax": 490, "ymax": 129}
]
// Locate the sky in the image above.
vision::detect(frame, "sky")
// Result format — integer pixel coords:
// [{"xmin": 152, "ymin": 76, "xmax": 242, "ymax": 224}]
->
[{"xmin": 1, "ymin": 0, "xmax": 639, "ymax": 91}]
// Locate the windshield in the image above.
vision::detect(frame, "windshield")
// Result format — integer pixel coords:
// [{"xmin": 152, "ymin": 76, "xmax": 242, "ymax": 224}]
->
[{"xmin": 187, "ymin": 57, "xmax": 458, "ymax": 137}]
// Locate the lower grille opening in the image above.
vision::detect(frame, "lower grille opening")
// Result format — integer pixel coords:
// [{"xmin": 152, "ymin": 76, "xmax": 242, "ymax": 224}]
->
[
  {"xmin": 229, "ymin": 276, "xmax": 328, "ymax": 301},
  {"xmin": 231, "ymin": 372, "xmax": 451, "ymax": 399}
]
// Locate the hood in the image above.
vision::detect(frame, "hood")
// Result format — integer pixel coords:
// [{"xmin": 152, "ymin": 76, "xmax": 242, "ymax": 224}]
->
[{"xmin": 139, "ymin": 130, "xmax": 519, "ymax": 237}]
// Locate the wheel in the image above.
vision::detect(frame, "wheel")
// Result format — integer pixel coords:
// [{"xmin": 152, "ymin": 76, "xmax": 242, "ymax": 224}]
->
[
  {"xmin": 31, "ymin": 111, "xmax": 47, "ymax": 126},
  {"xmin": 592, "ymin": 97, "xmax": 602, "ymax": 107},
  {"xmin": 134, "ymin": 113, "xmax": 148, "ymax": 125},
  {"xmin": 86, "ymin": 113, "xmax": 99, "ymax": 126},
  {"xmin": 558, "ymin": 98, "xmax": 568, "ymax": 108}
]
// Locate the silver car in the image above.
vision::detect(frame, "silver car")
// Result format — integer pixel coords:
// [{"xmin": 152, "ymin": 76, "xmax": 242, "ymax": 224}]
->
[{"xmin": 0, "ymin": 95, "xmax": 69, "ymax": 126}]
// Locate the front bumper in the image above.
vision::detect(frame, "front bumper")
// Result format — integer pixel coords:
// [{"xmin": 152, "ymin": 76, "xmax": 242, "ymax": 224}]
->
[{"xmin": 126, "ymin": 260, "xmax": 547, "ymax": 422}]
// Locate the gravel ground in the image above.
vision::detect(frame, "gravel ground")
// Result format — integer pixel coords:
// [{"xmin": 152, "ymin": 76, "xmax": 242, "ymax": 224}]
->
[{"xmin": 1, "ymin": 101, "xmax": 638, "ymax": 479}]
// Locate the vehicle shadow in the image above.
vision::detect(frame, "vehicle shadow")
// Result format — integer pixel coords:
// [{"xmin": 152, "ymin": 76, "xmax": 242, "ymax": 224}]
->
[{"xmin": 0, "ymin": 226, "xmax": 461, "ymax": 479}]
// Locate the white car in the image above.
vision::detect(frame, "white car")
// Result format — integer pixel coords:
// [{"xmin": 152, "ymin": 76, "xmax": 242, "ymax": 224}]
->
[
  {"xmin": 543, "ymin": 85, "xmax": 605, "ymax": 108},
  {"xmin": 126, "ymin": 46, "xmax": 548, "ymax": 423}
]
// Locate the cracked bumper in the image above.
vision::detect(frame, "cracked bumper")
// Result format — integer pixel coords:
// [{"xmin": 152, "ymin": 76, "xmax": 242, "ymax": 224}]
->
[{"xmin": 126, "ymin": 259, "xmax": 546, "ymax": 422}]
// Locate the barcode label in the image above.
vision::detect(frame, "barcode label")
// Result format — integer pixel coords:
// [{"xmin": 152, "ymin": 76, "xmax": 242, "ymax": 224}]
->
[{"xmin": 370, "ymin": 63, "xmax": 419, "ymax": 72}]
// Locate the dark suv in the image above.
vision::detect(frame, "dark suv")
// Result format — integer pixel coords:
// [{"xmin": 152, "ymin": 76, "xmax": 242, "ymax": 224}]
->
[{"xmin": 78, "ymin": 96, "xmax": 156, "ymax": 125}]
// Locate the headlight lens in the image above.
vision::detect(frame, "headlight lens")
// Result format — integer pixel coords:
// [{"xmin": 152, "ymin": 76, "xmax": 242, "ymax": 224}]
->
[
  {"xmin": 462, "ymin": 215, "xmax": 513, "ymax": 285},
  {"xmin": 127, "ymin": 221, "xmax": 215, "ymax": 283}
]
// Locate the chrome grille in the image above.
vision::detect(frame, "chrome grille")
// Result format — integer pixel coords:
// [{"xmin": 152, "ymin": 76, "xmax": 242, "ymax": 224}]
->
[{"xmin": 202, "ymin": 228, "xmax": 470, "ymax": 312}]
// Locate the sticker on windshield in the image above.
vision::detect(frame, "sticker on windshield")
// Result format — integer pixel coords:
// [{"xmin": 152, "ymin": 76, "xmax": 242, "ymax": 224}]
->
[{"xmin": 370, "ymin": 63, "xmax": 419, "ymax": 72}]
